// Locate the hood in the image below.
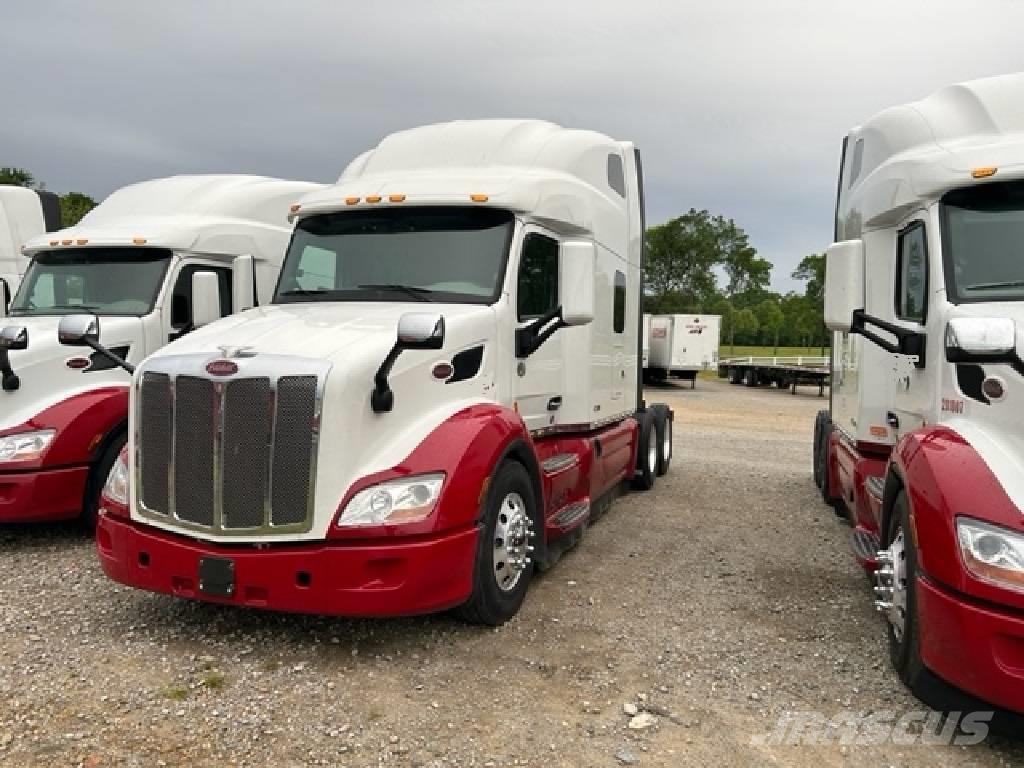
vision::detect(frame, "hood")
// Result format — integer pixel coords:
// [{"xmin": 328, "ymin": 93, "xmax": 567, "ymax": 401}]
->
[{"xmin": 1, "ymin": 314, "xmax": 145, "ymax": 429}]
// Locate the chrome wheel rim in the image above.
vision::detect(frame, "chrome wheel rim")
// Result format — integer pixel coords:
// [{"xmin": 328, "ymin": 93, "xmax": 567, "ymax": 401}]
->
[
  {"xmin": 662, "ymin": 418, "xmax": 672, "ymax": 463},
  {"xmin": 888, "ymin": 528, "xmax": 908, "ymax": 641},
  {"xmin": 493, "ymin": 492, "xmax": 532, "ymax": 592},
  {"xmin": 648, "ymin": 426, "xmax": 658, "ymax": 473}
]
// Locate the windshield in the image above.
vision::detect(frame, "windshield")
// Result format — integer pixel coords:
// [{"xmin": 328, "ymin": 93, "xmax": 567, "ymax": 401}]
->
[
  {"xmin": 274, "ymin": 207, "xmax": 514, "ymax": 305},
  {"xmin": 10, "ymin": 247, "xmax": 171, "ymax": 316},
  {"xmin": 941, "ymin": 180, "xmax": 1024, "ymax": 303}
]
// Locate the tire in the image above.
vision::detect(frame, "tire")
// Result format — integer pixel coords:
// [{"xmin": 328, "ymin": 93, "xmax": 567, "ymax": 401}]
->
[
  {"xmin": 743, "ymin": 369, "xmax": 757, "ymax": 387},
  {"xmin": 728, "ymin": 367, "xmax": 742, "ymax": 385},
  {"xmin": 884, "ymin": 492, "xmax": 927, "ymax": 689},
  {"xmin": 457, "ymin": 461, "xmax": 537, "ymax": 626},
  {"xmin": 82, "ymin": 431, "xmax": 127, "ymax": 530},
  {"xmin": 813, "ymin": 410, "xmax": 829, "ymax": 490},
  {"xmin": 652, "ymin": 405, "xmax": 672, "ymax": 476},
  {"xmin": 631, "ymin": 410, "xmax": 657, "ymax": 491}
]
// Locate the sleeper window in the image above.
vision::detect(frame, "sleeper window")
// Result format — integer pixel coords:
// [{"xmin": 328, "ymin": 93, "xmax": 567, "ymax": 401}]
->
[{"xmin": 613, "ymin": 270, "xmax": 626, "ymax": 333}]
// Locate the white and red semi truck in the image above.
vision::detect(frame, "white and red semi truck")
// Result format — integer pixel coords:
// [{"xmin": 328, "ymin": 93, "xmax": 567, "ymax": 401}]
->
[
  {"xmin": 0, "ymin": 175, "xmax": 323, "ymax": 525},
  {"xmin": 817, "ymin": 73, "xmax": 1024, "ymax": 718},
  {"xmin": 80, "ymin": 120, "xmax": 674, "ymax": 625},
  {"xmin": 0, "ymin": 185, "xmax": 61, "ymax": 308}
]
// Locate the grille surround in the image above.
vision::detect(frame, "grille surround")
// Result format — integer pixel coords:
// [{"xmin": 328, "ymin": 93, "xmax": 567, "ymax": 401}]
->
[{"xmin": 135, "ymin": 354, "xmax": 330, "ymax": 537}]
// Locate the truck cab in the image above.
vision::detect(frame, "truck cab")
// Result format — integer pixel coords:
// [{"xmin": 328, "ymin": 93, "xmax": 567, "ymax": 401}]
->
[
  {"xmin": 0, "ymin": 175, "xmax": 323, "ymax": 525},
  {"xmin": 817, "ymin": 73, "xmax": 1024, "ymax": 718},
  {"xmin": 91, "ymin": 120, "xmax": 674, "ymax": 625},
  {"xmin": 0, "ymin": 186, "xmax": 61, "ymax": 309}
]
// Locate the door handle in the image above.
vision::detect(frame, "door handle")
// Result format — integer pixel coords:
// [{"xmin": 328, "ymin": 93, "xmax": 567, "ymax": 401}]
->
[
  {"xmin": 886, "ymin": 412, "xmax": 900, "ymax": 430},
  {"xmin": 547, "ymin": 396, "xmax": 562, "ymax": 412}
]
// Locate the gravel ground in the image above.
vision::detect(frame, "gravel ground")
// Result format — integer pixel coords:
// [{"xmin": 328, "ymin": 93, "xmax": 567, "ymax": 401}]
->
[{"xmin": 2, "ymin": 378, "xmax": 1023, "ymax": 767}]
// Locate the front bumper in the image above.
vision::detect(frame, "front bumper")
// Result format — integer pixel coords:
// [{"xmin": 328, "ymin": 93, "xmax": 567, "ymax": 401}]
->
[
  {"xmin": 0, "ymin": 465, "xmax": 89, "ymax": 522},
  {"xmin": 918, "ymin": 574, "xmax": 1024, "ymax": 714},
  {"xmin": 95, "ymin": 513, "xmax": 480, "ymax": 617}
]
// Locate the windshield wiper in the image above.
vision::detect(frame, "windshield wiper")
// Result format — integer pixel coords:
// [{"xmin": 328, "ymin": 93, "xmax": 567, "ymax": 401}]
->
[
  {"xmin": 965, "ymin": 280, "xmax": 1024, "ymax": 291},
  {"xmin": 356, "ymin": 284, "xmax": 434, "ymax": 302},
  {"xmin": 279, "ymin": 288, "xmax": 331, "ymax": 297},
  {"xmin": 14, "ymin": 304, "xmax": 100, "ymax": 313}
]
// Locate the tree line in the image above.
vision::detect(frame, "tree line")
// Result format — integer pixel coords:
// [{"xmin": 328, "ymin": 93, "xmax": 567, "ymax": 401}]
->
[
  {"xmin": 645, "ymin": 209, "xmax": 826, "ymax": 352},
  {"xmin": 0, "ymin": 167, "xmax": 96, "ymax": 227}
]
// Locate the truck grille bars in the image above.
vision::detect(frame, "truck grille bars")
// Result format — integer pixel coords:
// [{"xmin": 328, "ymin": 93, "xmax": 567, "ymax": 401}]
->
[{"xmin": 135, "ymin": 355, "xmax": 329, "ymax": 536}]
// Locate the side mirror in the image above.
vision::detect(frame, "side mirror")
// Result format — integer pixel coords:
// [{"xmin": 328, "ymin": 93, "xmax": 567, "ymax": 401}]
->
[
  {"xmin": 946, "ymin": 317, "xmax": 1017, "ymax": 362},
  {"xmin": 397, "ymin": 312, "xmax": 445, "ymax": 350},
  {"xmin": 58, "ymin": 314, "xmax": 100, "ymax": 346},
  {"xmin": 0, "ymin": 325, "xmax": 28, "ymax": 350},
  {"xmin": 824, "ymin": 239, "xmax": 865, "ymax": 333},
  {"xmin": 232, "ymin": 254, "xmax": 256, "ymax": 313},
  {"xmin": 559, "ymin": 241, "xmax": 595, "ymax": 326},
  {"xmin": 191, "ymin": 271, "xmax": 221, "ymax": 329}
]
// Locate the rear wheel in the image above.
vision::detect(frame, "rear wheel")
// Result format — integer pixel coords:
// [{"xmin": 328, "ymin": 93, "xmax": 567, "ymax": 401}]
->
[
  {"xmin": 728, "ymin": 368, "xmax": 742, "ymax": 385},
  {"xmin": 457, "ymin": 461, "xmax": 536, "ymax": 626},
  {"xmin": 652, "ymin": 405, "xmax": 672, "ymax": 476},
  {"xmin": 743, "ymin": 369, "xmax": 758, "ymax": 387},
  {"xmin": 813, "ymin": 410, "xmax": 829, "ymax": 489},
  {"xmin": 82, "ymin": 432, "xmax": 127, "ymax": 530},
  {"xmin": 631, "ymin": 410, "xmax": 657, "ymax": 491}
]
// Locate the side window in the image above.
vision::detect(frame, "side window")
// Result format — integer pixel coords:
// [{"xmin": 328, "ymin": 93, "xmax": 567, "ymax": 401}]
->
[
  {"xmin": 896, "ymin": 223, "xmax": 928, "ymax": 323},
  {"xmin": 848, "ymin": 139, "xmax": 864, "ymax": 188},
  {"xmin": 517, "ymin": 233, "xmax": 559, "ymax": 320},
  {"xmin": 607, "ymin": 154, "xmax": 626, "ymax": 197},
  {"xmin": 613, "ymin": 270, "xmax": 626, "ymax": 333},
  {"xmin": 294, "ymin": 245, "xmax": 337, "ymax": 291},
  {"xmin": 171, "ymin": 265, "xmax": 232, "ymax": 329}
]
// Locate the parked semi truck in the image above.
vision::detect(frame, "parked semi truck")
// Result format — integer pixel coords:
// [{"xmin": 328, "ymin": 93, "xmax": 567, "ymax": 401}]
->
[
  {"xmin": 0, "ymin": 175, "xmax": 323, "ymax": 525},
  {"xmin": 0, "ymin": 186, "xmax": 61, "ymax": 308},
  {"xmin": 80, "ymin": 120, "xmax": 674, "ymax": 625},
  {"xmin": 646, "ymin": 313, "xmax": 721, "ymax": 387},
  {"xmin": 817, "ymin": 73, "xmax": 1024, "ymax": 718}
]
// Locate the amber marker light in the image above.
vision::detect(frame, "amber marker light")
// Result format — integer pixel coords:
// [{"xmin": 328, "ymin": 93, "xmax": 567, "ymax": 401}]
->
[
  {"xmin": 132, "ymin": 237, "xmax": 147, "ymax": 245},
  {"xmin": 289, "ymin": 203, "xmax": 302, "ymax": 213},
  {"xmin": 470, "ymin": 193, "xmax": 489, "ymax": 202},
  {"xmin": 972, "ymin": 167, "xmax": 998, "ymax": 179},
  {"xmin": 345, "ymin": 196, "xmax": 360, "ymax": 205},
  {"xmin": 366, "ymin": 195, "xmax": 382, "ymax": 203},
  {"xmin": 76, "ymin": 239, "xmax": 88, "ymax": 246},
  {"xmin": 388, "ymin": 194, "xmax": 406, "ymax": 203}
]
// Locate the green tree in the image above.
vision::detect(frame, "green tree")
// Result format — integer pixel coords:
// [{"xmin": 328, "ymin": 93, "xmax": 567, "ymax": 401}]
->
[
  {"xmin": 792, "ymin": 253, "xmax": 828, "ymax": 354},
  {"xmin": 733, "ymin": 308, "xmax": 759, "ymax": 346},
  {"xmin": 722, "ymin": 227, "xmax": 772, "ymax": 298},
  {"xmin": 0, "ymin": 167, "xmax": 36, "ymax": 188},
  {"xmin": 60, "ymin": 192, "xmax": 96, "ymax": 227},
  {"xmin": 645, "ymin": 209, "xmax": 725, "ymax": 309},
  {"xmin": 756, "ymin": 298, "xmax": 785, "ymax": 353}
]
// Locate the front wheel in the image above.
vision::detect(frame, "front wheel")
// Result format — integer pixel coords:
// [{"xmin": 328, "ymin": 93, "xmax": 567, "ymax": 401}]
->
[
  {"xmin": 880, "ymin": 491, "xmax": 926, "ymax": 688},
  {"xmin": 83, "ymin": 432, "xmax": 127, "ymax": 530},
  {"xmin": 457, "ymin": 461, "xmax": 537, "ymax": 626}
]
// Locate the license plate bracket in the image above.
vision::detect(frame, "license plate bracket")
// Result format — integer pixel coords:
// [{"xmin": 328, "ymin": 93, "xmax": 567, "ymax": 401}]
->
[{"xmin": 198, "ymin": 557, "xmax": 235, "ymax": 597}]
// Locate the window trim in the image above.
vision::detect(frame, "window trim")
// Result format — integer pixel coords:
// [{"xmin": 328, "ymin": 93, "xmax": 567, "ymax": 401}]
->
[
  {"xmin": 516, "ymin": 230, "xmax": 560, "ymax": 322},
  {"xmin": 895, "ymin": 220, "xmax": 929, "ymax": 324}
]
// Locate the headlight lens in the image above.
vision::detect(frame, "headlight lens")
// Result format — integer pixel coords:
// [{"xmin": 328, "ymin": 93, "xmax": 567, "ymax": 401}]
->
[
  {"xmin": 0, "ymin": 429, "xmax": 56, "ymax": 463},
  {"xmin": 957, "ymin": 517, "xmax": 1024, "ymax": 591},
  {"xmin": 337, "ymin": 473, "xmax": 445, "ymax": 527},
  {"xmin": 102, "ymin": 447, "xmax": 129, "ymax": 506}
]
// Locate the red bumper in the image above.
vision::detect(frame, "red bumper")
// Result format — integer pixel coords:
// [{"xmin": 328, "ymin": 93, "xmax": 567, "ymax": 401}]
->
[
  {"xmin": 0, "ymin": 465, "xmax": 89, "ymax": 522},
  {"xmin": 918, "ymin": 574, "xmax": 1024, "ymax": 714},
  {"xmin": 95, "ymin": 513, "xmax": 480, "ymax": 617}
]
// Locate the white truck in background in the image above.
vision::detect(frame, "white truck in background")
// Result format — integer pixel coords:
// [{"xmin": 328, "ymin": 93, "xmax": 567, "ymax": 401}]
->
[
  {"xmin": 82, "ymin": 119, "xmax": 675, "ymax": 626},
  {"xmin": 645, "ymin": 313, "xmax": 721, "ymax": 387},
  {"xmin": 0, "ymin": 175, "xmax": 323, "ymax": 525},
  {"xmin": 0, "ymin": 186, "xmax": 61, "ymax": 309}
]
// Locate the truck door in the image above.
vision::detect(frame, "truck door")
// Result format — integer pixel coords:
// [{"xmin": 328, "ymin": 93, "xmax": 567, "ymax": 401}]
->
[
  {"xmin": 513, "ymin": 228, "xmax": 563, "ymax": 432},
  {"xmin": 890, "ymin": 218, "xmax": 931, "ymax": 434},
  {"xmin": 164, "ymin": 261, "xmax": 233, "ymax": 342}
]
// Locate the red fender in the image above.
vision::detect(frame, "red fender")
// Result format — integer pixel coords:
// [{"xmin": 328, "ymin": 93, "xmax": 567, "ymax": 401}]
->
[
  {"xmin": 328, "ymin": 403, "xmax": 536, "ymax": 540},
  {"xmin": 0, "ymin": 387, "xmax": 128, "ymax": 470},
  {"xmin": 892, "ymin": 425, "xmax": 1024, "ymax": 613}
]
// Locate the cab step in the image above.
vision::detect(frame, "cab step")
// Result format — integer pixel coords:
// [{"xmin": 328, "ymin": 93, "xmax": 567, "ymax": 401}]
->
[{"xmin": 851, "ymin": 527, "xmax": 880, "ymax": 569}]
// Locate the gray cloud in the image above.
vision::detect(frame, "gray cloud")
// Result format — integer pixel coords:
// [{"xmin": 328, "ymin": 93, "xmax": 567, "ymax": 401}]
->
[{"xmin": 3, "ymin": 0, "xmax": 1024, "ymax": 291}]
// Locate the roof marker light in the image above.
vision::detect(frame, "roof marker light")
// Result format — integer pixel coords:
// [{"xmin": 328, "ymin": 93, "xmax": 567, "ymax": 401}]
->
[
  {"xmin": 76, "ymin": 239, "xmax": 88, "ymax": 246},
  {"xmin": 289, "ymin": 203, "xmax": 302, "ymax": 213},
  {"xmin": 345, "ymin": 196, "xmax": 360, "ymax": 205},
  {"xmin": 61, "ymin": 239, "xmax": 72, "ymax": 246},
  {"xmin": 132, "ymin": 237, "xmax": 147, "ymax": 245},
  {"xmin": 388, "ymin": 194, "xmax": 406, "ymax": 203},
  {"xmin": 972, "ymin": 167, "xmax": 998, "ymax": 179},
  {"xmin": 366, "ymin": 195, "xmax": 382, "ymax": 204},
  {"xmin": 49, "ymin": 240, "xmax": 59, "ymax": 246},
  {"xmin": 470, "ymin": 194, "xmax": 489, "ymax": 202}
]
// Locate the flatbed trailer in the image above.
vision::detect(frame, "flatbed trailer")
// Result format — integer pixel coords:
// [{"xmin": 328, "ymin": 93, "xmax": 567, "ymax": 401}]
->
[{"xmin": 717, "ymin": 356, "xmax": 829, "ymax": 395}]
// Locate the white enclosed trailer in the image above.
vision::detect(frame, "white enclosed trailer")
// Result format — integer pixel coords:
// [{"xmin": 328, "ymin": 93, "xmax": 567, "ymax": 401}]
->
[
  {"xmin": 86, "ymin": 120, "xmax": 675, "ymax": 626},
  {"xmin": 816, "ymin": 72, "xmax": 1024, "ymax": 720},
  {"xmin": 0, "ymin": 186, "xmax": 61, "ymax": 309},
  {"xmin": 646, "ymin": 313, "xmax": 721, "ymax": 387},
  {"xmin": 0, "ymin": 175, "xmax": 323, "ymax": 525}
]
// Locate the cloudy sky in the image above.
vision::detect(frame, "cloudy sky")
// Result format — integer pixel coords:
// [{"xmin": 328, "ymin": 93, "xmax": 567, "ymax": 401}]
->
[{"xmin": 4, "ymin": 1, "xmax": 1024, "ymax": 291}]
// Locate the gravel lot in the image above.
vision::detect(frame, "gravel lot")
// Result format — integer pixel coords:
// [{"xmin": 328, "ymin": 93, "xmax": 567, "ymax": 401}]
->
[{"xmin": 2, "ymin": 378, "xmax": 1023, "ymax": 767}]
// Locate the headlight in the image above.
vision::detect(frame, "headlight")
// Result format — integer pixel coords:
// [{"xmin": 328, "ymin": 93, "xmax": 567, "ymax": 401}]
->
[
  {"xmin": 957, "ymin": 517, "xmax": 1024, "ymax": 592},
  {"xmin": 102, "ymin": 448, "xmax": 129, "ymax": 506},
  {"xmin": 336, "ymin": 473, "xmax": 445, "ymax": 527},
  {"xmin": 0, "ymin": 429, "xmax": 56, "ymax": 463}
]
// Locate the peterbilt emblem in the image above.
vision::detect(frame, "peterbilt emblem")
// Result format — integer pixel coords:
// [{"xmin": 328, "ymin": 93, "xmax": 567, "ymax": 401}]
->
[
  {"xmin": 206, "ymin": 360, "xmax": 239, "ymax": 376},
  {"xmin": 216, "ymin": 345, "xmax": 256, "ymax": 359}
]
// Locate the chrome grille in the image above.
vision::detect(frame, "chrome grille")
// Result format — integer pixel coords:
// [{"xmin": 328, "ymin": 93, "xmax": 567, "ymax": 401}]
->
[{"xmin": 135, "ymin": 355, "xmax": 328, "ymax": 536}]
